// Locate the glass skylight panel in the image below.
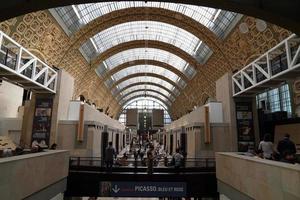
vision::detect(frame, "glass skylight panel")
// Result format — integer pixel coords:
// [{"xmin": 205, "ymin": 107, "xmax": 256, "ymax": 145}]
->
[
  {"xmin": 54, "ymin": 2, "xmax": 239, "ymax": 38},
  {"xmin": 102, "ymin": 48, "xmax": 190, "ymax": 73},
  {"xmin": 115, "ymin": 76, "xmax": 180, "ymax": 95},
  {"xmin": 183, "ymin": 64, "xmax": 197, "ymax": 78},
  {"xmin": 122, "ymin": 91, "xmax": 145, "ymax": 102},
  {"xmin": 194, "ymin": 42, "xmax": 212, "ymax": 64},
  {"xmin": 169, "ymin": 95, "xmax": 175, "ymax": 102},
  {"xmin": 111, "ymin": 87, "xmax": 119, "ymax": 96},
  {"xmin": 81, "ymin": 21, "xmax": 200, "ymax": 57},
  {"xmin": 122, "ymin": 91, "xmax": 171, "ymax": 105},
  {"xmin": 54, "ymin": 6, "xmax": 82, "ymax": 34},
  {"xmin": 211, "ymin": 10, "xmax": 239, "ymax": 38},
  {"xmin": 119, "ymin": 85, "xmax": 173, "ymax": 99},
  {"xmin": 177, "ymin": 78, "xmax": 187, "ymax": 88},
  {"xmin": 111, "ymin": 65, "xmax": 183, "ymax": 84},
  {"xmin": 104, "ymin": 77, "xmax": 114, "ymax": 88},
  {"xmin": 80, "ymin": 40, "xmax": 98, "ymax": 59},
  {"xmin": 123, "ymin": 97, "xmax": 169, "ymax": 110}
]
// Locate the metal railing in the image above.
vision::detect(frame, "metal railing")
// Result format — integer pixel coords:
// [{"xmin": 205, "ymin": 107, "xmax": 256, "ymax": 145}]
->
[
  {"xmin": 0, "ymin": 31, "xmax": 57, "ymax": 93},
  {"xmin": 232, "ymin": 34, "xmax": 300, "ymax": 96},
  {"xmin": 69, "ymin": 156, "xmax": 215, "ymax": 169}
]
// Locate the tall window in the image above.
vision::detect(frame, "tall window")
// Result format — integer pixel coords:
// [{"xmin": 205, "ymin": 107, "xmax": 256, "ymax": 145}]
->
[{"xmin": 256, "ymin": 83, "xmax": 292, "ymax": 117}]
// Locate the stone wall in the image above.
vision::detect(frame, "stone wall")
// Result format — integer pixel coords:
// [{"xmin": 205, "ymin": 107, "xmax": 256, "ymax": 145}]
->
[{"xmin": 0, "ymin": 11, "xmax": 120, "ymax": 118}]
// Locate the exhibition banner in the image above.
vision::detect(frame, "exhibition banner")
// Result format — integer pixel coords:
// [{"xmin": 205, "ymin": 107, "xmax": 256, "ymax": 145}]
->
[
  {"xmin": 31, "ymin": 98, "xmax": 53, "ymax": 147},
  {"xmin": 235, "ymin": 102, "xmax": 255, "ymax": 152}
]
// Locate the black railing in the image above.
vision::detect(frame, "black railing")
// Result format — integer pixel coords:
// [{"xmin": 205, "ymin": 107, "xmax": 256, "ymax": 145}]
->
[{"xmin": 69, "ymin": 156, "xmax": 215, "ymax": 169}]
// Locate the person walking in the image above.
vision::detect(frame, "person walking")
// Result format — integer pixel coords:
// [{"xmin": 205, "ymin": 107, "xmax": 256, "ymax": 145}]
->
[
  {"xmin": 147, "ymin": 144, "xmax": 154, "ymax": 174},
  {"xmin": 105, "ymin": 141, "xmax": 116, "ymax": 173},
  {"xmin": 173, "ymin": 148, "xmax": 184, "ymax": 172},
  {"xmin": 277, "ymin": 134, "xmax": 296, "ymax": 159}
]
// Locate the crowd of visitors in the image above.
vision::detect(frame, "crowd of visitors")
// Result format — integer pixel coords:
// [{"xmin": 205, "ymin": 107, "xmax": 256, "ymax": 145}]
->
[
  {"xmin": 256, "ymin": 133, "xmax": 298, "ymax": 164},
  {"xmin": 103, "ymin": 137, "xmax": 186, "ymax": 173}
]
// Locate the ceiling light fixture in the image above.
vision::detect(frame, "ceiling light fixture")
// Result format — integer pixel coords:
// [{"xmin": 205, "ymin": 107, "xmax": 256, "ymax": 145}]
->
[
  {"xmin": 239, "ymin": 22, "xmax": 249, "ymax": 34},
  {"xmin": 256, "ymin": 19, "xmax": 267, "ymax": 32}
]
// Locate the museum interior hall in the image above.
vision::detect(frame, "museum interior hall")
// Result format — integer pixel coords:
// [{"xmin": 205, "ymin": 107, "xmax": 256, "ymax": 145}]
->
[{"xmin": 0, "ymin": 1, "xmax": 300, "ymax": 200}]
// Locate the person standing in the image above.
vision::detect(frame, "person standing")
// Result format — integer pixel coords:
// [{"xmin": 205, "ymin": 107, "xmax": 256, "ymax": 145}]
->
[
  {"xmin": 105, "ymin": 141, "xmax": 116, "ymax": 173},
  {"xmin": 258, "ymin": 134, "xmax": 274, "ymax": 159},
  {"xmin": 134, "ymin": 149, "xmax": 139, "ymax": 169},
  {"xmin": 173, "ymin": 148, "xmax": 184, "ymax": 171},
  {"xmin": 147, "ymin": 144, "xmax": 154, "ymax": 174},
  {"xmin": 277, "ymin": 134, "xmax": 296, "ymax": 159}
]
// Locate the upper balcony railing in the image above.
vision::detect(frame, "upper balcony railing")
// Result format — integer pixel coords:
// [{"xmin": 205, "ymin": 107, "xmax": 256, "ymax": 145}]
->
[
  {"xmin": 0, "ymin": 31, "xmax": 57, "ymax": 93},
  {"xmin": 232, "ymin": 34, "xmax": 300, "ymax": 96}
]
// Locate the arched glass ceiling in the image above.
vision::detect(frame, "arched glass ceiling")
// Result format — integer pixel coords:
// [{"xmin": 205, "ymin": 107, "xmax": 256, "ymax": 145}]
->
[
  {"xmin": 111, "ymin": 77, "xmax": 180, "ymax": 97},
  {"xmin": 119, "ymin": 97, "xmax": 172, "ymax": 125},
  {"xmin": 124, "ymin": 97, "xmax": 169, "ymax": 110},
  {"xmin": 117, "ymin": 85, "xmax": 175, "ymax": 102},
  {"xmin": 54, "ymin": 1, "xmax": 239, "ymax": 39},
  {"xmin": 107, "ymin": 65, "xmax": 184, "ymax": 87},
  {"xmin": 80, "ymin": 21, "xmax": 207, "ymax": 58},
  {"xmin": 118, "ymin": 84, "xmax": 176, "ymax": 100},
  {"xmin": 120, "ymin": 91, "xmax": 171, "ymax": 106},
  {"xmin": 96, "ymin": 48, "xmax": 195, "ymax": 78}
]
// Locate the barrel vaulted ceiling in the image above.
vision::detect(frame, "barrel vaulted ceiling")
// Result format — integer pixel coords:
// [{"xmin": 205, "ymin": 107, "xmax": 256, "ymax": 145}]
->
[
  {"xmin": 0, "ymin": 1, "xmax": 291, "ymax": 119},
  {"xmin": 51, "ymin": 2, "xmax": 242, "ymax": 116}
]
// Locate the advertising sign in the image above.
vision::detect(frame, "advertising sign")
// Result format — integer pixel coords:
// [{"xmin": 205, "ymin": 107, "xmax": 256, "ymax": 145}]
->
[
  {"xmin": 31, "ymin": 98, "xmax": 53, "ymax": 147},
  {"xmin": 100, "ymin": 182, "xmax": 186, "ymax": 197}
]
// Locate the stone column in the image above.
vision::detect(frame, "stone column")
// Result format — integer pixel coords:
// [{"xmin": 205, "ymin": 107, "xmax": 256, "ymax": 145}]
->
[{"xmin": 216, "ymin": 72, "xmax": 238, "ymax": 151}]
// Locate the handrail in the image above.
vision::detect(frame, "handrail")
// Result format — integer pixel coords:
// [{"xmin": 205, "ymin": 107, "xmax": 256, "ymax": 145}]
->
[{"xmin": 69, "ymin": 156, "xmax": 216, "ymax": 169}]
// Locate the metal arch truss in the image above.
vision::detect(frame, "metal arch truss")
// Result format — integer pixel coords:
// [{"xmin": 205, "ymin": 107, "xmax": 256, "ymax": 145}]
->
[
  {"xmin": 115, "ymin": 81, "xmax": 177, "ymax": 100},
  {"xmin": 0, "ymin": 31, "xmax": 57, "ymax": 93},
  {"xmin": 117, "ymin": 89, "xmax": 173, "ymax": 104},
  {"xmin": 232, "ymin": 34, "xmax": 300, "ymax": 97},
  {"xmin": 120, "ymin": 94, "xmax": 171, "ymax": 110}
]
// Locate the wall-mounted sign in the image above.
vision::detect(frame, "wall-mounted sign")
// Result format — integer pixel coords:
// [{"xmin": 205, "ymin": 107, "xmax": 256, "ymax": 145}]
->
[
  {"xmin": 100, "ymin": 182, "xmax": 186, "ymax": 197},
  {"xmin": 31, "ymin": 98, "xmax": 53, "ymax": 147}
]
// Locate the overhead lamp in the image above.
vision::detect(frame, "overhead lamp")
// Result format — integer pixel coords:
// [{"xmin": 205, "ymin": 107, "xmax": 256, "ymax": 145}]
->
[
  {"xmin": 256, "ymin": 19, "xmax": 267, "ymax": 32},
  {"xmin": 239, "ymin": 22, "xmax": 249, "ymax": 34}
]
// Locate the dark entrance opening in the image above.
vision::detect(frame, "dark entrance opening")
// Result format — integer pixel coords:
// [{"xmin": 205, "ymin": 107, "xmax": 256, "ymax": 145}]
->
[
  {"xmin": 101, "ymin": 132, "xmax": 108, "ymax": 162},
  {"xmin": 180, "ymin": 133, "xmax": 187, "ymax": 154},
  {"xmin": 115, "ymin": 134, "xmax": 119, "ymax": 154},
  {"xmin": 170, "ymin": 134, "xmax": 173, "ymax": 154}
]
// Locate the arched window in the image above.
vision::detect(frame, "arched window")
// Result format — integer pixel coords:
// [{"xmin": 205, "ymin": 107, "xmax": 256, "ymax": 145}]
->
[{"xmin": 118, "ymin": 97, "xmax": 171, "ymax": 125}]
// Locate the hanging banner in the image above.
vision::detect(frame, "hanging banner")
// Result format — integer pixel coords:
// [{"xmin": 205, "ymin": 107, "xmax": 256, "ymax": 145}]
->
[
  {"xmin": 235, "ymin": 102, "xmax": 255, "ymax": 152},
  {"xmin": 31, "ymin": 98, "xmax": 53, "ymax": 147}
]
